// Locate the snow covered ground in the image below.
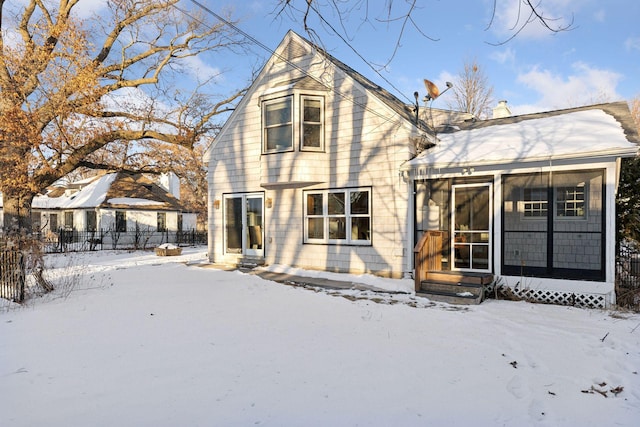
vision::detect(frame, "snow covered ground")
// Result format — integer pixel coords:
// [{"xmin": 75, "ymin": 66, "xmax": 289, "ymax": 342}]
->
[{"xmin": 1, "ymin": 247, "xmax": 639, "ymax": 426}]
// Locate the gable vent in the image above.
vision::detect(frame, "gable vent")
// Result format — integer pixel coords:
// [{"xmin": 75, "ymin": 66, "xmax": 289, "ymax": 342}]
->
[{"xmin": 277, "ymin": 39, "xmax": 309, "ymax": 63}]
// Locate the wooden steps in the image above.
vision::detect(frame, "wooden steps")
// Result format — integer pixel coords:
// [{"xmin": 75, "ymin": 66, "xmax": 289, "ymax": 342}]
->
[{"xmin": 417, "ymin": 271, "xmax": 494, "ymax": 305}]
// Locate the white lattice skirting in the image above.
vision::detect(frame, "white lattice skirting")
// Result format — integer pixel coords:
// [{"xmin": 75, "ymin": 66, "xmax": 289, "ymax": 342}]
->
[{"xmin": 489, "ymin": 285, "xmax": 608, "ymax": 309}]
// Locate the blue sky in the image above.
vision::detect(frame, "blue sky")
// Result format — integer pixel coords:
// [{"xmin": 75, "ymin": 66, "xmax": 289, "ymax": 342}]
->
[{"xmin": 199, "ymin": 0, "xmax": 640, "ymax": 116}]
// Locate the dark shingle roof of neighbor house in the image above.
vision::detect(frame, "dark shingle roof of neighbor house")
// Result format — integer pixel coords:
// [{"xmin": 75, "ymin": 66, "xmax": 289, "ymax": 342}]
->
[{"xmin": 102, "ymin": 172, "xmax": 187, "ymax": 211}]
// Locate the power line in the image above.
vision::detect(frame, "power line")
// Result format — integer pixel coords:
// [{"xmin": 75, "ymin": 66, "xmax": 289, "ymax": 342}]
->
[{"xmin": 178, "ymin": 0, "xmax": 418, "ymax": 127}]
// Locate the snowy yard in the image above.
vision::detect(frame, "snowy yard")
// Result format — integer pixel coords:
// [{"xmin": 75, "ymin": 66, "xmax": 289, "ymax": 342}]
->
[{"xmin": 1, "ymin": 247, "xmax": 639, "ymax": 426}]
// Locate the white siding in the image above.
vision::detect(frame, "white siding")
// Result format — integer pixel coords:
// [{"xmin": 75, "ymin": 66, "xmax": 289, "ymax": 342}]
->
[{"xmin": 207, "ymin": 33, "xmax": 415, "ymax": 278}]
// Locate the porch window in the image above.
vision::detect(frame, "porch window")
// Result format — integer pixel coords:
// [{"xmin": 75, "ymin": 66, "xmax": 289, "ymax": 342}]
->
[
  {"xmin": 304, "ymin": 188, "xmax": 371, "ymax": 245},
  {"xmin": 263, "ymin": 96, "xmax": 293, "ymax": 153},
  {"xmin": 301, "ymin": 96, "xmax": 324, "ymax": 151},
  {"xmin": 502, "ymin": 170, "xmax": 604, "ymax": 280}
]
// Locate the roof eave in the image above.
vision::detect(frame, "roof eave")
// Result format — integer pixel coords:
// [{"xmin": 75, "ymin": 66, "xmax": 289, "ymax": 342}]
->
[{"xmin": 401, "ymin": 147, "xmax": 639, "ymax": 172}]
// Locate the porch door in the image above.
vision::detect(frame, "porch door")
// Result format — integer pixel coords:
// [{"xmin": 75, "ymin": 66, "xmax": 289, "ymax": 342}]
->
[
  {"xmin": 224, "ymin": 193, "xmax": 264, "ymax": 257},
  {"xmin": 452, "ymin": 183, "xmax": 492, "ymax": 272}
]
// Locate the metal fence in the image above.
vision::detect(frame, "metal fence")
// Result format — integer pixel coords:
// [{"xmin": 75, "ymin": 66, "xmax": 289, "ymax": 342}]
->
[
  {"xmin": 615, "ymin": 244, "xmax": 640, "ymax": 310},
  {"xmin": 0, "ymin": 250, "xmax": 25, "ymax": 303},
  {"xmin": 38, "ymin": 228, "xmax": 207, "ymax": 253}
]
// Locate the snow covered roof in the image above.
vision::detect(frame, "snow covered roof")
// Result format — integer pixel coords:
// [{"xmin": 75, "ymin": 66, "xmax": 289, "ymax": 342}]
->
[
  {"xmin": 33, "ymin": 174, "xmax": 117, "ymax": 209},
  {"xmin": 403, "ymin": 102, "xmax": 639, "ymax": 171},
  {"xmin": 30, "ymin": 172, "xmax": 187, "ymax": 211}
]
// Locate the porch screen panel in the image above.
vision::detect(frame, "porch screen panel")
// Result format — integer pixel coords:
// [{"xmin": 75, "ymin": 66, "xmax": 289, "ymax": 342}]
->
[
  {"xmin": 502, "ymin": 173, "xmax": 549, "ymax": 269},
  {"xmin": 552, "ymin": 171, "xmax": 603, "ymax": 272}
]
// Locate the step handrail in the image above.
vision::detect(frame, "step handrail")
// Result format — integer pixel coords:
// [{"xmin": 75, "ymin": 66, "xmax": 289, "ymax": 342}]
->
[{"xmin": 413, "ymin": 230, "xmax": 443, "ymax": 292}]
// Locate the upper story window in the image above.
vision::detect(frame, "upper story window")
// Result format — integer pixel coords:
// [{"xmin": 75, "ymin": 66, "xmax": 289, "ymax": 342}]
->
[
  {"xmin": 263, "ymin": 96, "xmax": 293, "ymax": 153},
  {"xmin": 301, "ymin": 96, "xmax": 324, "ymax": 151},
  {"xmin": 262, "ymin": 94, "xmax": 325, "ymax": 153}
]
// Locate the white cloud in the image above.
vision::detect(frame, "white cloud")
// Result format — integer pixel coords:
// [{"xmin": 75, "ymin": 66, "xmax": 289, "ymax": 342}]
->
[
  {"xmin": 513, "ymin": 62, "xmax": 623, "ymax": 113},
  {"xmin": 490, "ymin": 0, "xmax": 576, "ymax": 41},
  {"xmin": 625, "ymin": 37, "xmax": 640, "ymax": 51},
  {"xmin": 593, "ymin": 9, "xmax": 606, "ymax": 22},
  {"xmin": 489, "ymin": 47, "xmax": 516, "ymax": 65},
  {"xmin": 180, "ymin": 55, "xmax": 223, "ymax": 83}
]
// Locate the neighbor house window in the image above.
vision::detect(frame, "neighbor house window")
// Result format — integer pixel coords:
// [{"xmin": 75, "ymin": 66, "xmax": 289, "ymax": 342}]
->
[
  {"xmin": 300, "ymin": 96, "xmax": 324, "ymax": 151},
  {"xmin": 522, "ymin": 188, "xmax": 548, "ymax": 218},
  {"xmin": 556, "ymin": 184, "xmax": 586, "ymax": 217},
  {"xmin": 31, "ymin": 211, "xmax": 41, "ymax": 232},
  {"xmin": 115, "ymin": 211, "xmax": 127, "ymax": 232},
  {"xmin": 157, "ymin": 212, "xmax": 167, "ymax": 232},
  {"xmin": 50, "ymin": 213, "xmax": 58, "ymax": 231},
  {"xmin": 263, "ymin": 96, "xmax": 293, "ymax": 153},
  {"xmin": 304, "ymin": 188, "xmax": 371, "ymax": 245},
  {"xmin": 64, "ymin": 211, "xmax": 74, "ymax": 230},
  {"xmin": 86, "ymin": 211, "xmax": 97, "ymax": 232}
]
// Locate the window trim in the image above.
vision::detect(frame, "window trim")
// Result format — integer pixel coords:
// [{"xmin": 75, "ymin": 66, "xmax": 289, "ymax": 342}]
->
[
  {"xmin": 262, "ymin": 95, "xmax": 294, "ymax": 154},
  {"xmin": 520, "ymin": 187, "xmax": 548, "ymax": 219},
  {"xmin": 300, "ymin": 95, "xmax": 325, "ymax": 152},
  {"xmin": 157, "ymin": 212, "xmax": 167, "ymax": 232},
  {"xmin": 115, "ymin": 211, "xmax": 127, "ymax": 232},
  {"xmin": 86, "ymin": 210, "xmax": 97, "ymax": 232},
  {"xmin": 303, "ymin": 187, "xmax": 372, "ymax": 245},
  {"xmin": 555, "ymin": 183, "xmax": 587, "ymax": 219}
]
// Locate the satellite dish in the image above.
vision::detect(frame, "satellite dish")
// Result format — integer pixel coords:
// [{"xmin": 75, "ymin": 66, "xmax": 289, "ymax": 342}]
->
[{"xmin": 423, "ymin": 79, "xmax": 440, "ymax": 100}]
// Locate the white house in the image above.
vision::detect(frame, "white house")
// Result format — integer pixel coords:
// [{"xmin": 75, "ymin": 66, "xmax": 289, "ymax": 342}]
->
[
  {"xmin": 205, "ymin": 30, "xmax": 639, "ymax": 307},
  {"xmin": 1, "ymin": 172, "xmax": 197, "ymax": 246}
]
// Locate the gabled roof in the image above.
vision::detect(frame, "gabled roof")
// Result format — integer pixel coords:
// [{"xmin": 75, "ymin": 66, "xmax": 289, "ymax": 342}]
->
[
  {"xmin": 31, "ymin": 172, "xmax": 188, "ymax": 212},
  {"xmin": 205, "ymin": 30, "xmax": 429, "ymax": 162},
  {"xmin": 403, "ymin": 101, "xmax": 639, "ymax": 171},
  {"xmin": 307, "ymin": 36, "xmax": 426, "ymax": 130}
]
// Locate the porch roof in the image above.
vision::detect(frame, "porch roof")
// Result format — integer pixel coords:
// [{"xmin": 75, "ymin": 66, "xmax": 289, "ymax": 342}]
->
[{"xmin": 402, "ymin": 104, "xmax": 639, "ymax": 172}]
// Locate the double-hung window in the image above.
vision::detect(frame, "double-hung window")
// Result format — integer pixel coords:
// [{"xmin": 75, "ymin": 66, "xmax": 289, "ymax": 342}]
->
[
  {"xmin": 301, "ymin": 96, "xmax": 323, "ymax": 151},
  {"xmin": 304, "ymin": 188, "xmax": 371, "ymax": 244},
  {"xmin": 263, "ymin": 96, "xmax": 293, "ymax": 153}
]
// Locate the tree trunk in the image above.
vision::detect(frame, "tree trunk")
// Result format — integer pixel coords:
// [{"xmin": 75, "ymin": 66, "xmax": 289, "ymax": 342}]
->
[{"xmin": 1, "ymin": 192, "xmax": 34, "ymax": 237}]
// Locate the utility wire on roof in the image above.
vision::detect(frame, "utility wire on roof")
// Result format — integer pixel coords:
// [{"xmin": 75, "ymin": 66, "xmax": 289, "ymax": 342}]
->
[
  {"xmin": 302, "ymin": 0, "xmax": 413, "ymax": 104},
  {"xmin": 175, "ymin": 0, "xmax": 420, "ymax": 128}
]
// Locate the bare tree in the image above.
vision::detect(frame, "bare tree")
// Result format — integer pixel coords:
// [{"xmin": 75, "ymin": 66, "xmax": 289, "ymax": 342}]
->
[
  {"xmin": 0, "ymin": 0, "xmax": 246, "ymax": 236},
  {"xmin": 448, "ymin": 59, "xmax": 494, "ymax": 119},
  {"xmin": 617, "ymin": 97, "xmax": 640, "ymax": 244},
  {"xmin": 275, "ymin": 0, "xmax": 574, "ymax": 66}
]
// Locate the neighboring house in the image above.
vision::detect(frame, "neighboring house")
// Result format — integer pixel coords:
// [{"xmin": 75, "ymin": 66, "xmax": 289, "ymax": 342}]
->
[
  {"xmin": 1, "ymin": 172, "xmax": 197, "ymax": 243},
  {"xmin": 205, "ymin": 30, "xmax": 639, "ymax": 307}
]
